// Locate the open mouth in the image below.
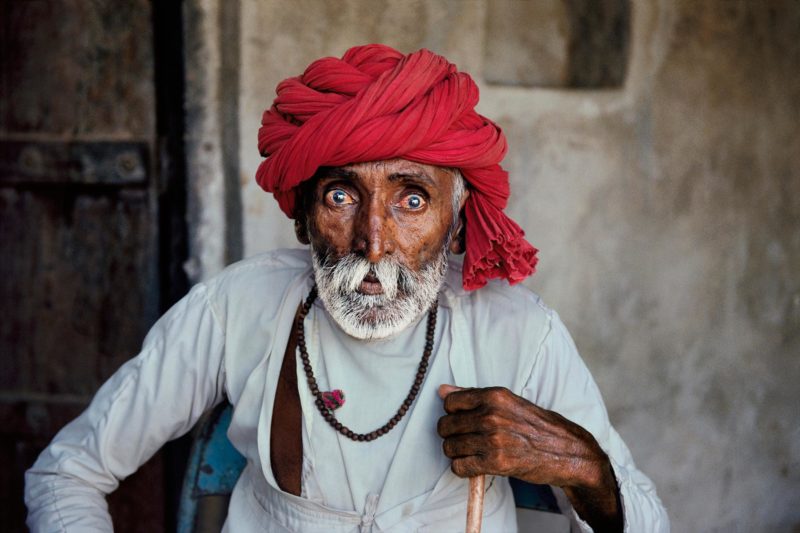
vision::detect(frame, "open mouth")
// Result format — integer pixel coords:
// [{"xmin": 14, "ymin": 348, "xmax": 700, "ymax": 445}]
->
[{"xmin": 358, "ymin": 272, "xmax": 384, "ymax": 295}]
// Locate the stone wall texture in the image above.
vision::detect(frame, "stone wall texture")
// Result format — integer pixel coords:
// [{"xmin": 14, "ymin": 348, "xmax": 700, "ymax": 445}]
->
[{"xmin": 227, "ymin": 1, "xmax": 800, "ymax": 530}]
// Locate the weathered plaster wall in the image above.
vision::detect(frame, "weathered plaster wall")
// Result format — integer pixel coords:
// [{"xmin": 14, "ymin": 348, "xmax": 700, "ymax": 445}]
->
[
  {"xmin": 184, "ymin": 0, "xmax": 244, "ymax": 281},
  {"xmin": 192, "ymin": 1, "xmax": 800, "ymax": 530}
]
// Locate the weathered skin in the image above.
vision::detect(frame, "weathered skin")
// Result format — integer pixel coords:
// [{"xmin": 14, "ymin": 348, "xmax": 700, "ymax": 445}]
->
[
  {"xmin": 437, "ymin": 384, "xmax": 622, "ymax": 532},
  {"xmin": 296, "ymin": 158, "xmax": 622, "ymax": 532},
  {"xmin": 296, "ymin": 158, "xmax": 467, "ymax": 269}
]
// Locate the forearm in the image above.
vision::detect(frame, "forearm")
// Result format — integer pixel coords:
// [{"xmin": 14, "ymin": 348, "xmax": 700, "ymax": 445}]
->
[
  {"xmin": 523, "ymin": 312, "xmax": 669, "ymax": 532},
  {"xmin": 25, "ymin": 283, "xmax": 227, "ymax": 531},
  {"xmin": 561, "ymin": 454, "xmax": 623, "ymax": 533},
  {"xmin": 26, "ymin": 470, "xmax": 114, "ymax": 532},
  {"xmin": 560, "ymin": 447, "xmax": 671, "ymax": 533}
]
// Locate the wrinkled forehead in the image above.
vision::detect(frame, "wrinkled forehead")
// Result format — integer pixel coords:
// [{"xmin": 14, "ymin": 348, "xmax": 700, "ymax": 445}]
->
[
  {"xmin": 320, "ymin": 158, "xmax": 456, "ymax": 187},
  {"xmin": 339, "ymin": 158, "xmax": 444, "ymax": 174}
]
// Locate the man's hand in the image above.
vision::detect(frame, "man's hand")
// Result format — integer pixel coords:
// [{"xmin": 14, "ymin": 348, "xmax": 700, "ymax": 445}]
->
[{"xmin": 437, "ymin": 384, "xmax": 623, "ymax": 532}]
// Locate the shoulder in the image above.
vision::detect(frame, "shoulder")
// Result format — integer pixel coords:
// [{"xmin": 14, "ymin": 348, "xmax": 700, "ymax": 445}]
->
[
  {"xmin": 203, "ymin": 248, "xmax": 312, "ymax": 323},
  {"xmin": 442, "ymin": 256, "xmax": 554, "ymax": 333},
  {"xmin": 442, "ymin": 257, "xmax": 558, "ymax": 390},
  {"xmin": 206, "ymin": 248, "xmax": 311, "ymax": 288}
]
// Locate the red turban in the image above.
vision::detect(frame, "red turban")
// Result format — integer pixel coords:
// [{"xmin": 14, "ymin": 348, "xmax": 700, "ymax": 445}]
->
[{"xmin": 255, "ymin": 44, "xmax": 538, "ymax": 290}]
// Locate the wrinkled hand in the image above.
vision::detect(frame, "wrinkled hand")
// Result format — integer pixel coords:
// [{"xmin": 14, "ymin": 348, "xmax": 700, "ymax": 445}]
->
[
  {"xmin": 437, "ymin": 384, "xmax": 622, "ymax": 532},
  {"xmin": 437, "ymin": 384, "xmax": 604, "ymax": 485}
]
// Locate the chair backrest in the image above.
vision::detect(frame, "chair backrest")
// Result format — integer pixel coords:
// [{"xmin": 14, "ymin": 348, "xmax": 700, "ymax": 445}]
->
[
  {"xmin": 177, "ymin": 403, "xmax": 246, "ymax": 533},
  {"xmin": 178, "ymin": 403, "xmax": 560, "ymax": 532}
]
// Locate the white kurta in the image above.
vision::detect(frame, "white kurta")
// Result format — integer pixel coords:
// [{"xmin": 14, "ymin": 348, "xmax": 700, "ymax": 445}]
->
[{"xmin": 25, "ymin": 249, "xmax": 669, "ymax": 532}]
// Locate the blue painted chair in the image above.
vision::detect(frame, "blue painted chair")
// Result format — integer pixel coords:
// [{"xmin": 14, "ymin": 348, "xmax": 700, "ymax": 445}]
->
[
  {"xmin": 178, "ymin": 403, "xmax": 561, "ymax": 532},
  {"xmin": 177, "ymin": 403, "xmax": 246, "ymax": 533}
]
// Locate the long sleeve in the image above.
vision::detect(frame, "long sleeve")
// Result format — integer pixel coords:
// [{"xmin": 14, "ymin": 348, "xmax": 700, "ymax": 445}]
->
[
  {"xmin": 522, "ymin": 310, "xmax": 670, "ymax": 533},
  {"xmin": 25, "ymin": 283, "xmax": 227, "ymax": 532}
]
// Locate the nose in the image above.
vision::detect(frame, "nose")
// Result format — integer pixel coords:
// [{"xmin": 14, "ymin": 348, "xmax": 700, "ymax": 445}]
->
[{"xmin": 355, "ymin": 198, "xmax": 394, "ymax": 263}]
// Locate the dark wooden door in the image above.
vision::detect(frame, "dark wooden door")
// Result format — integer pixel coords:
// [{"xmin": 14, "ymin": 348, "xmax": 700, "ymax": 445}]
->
[{"xmin": 0, "ymin": 1, "xmax": 188, "ymax": 531}]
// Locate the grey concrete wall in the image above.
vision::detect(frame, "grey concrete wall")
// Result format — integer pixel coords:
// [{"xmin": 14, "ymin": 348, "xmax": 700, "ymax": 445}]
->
[{"xmin": 191, "ymin": 1, "xmax": 800, "ymax": 530}]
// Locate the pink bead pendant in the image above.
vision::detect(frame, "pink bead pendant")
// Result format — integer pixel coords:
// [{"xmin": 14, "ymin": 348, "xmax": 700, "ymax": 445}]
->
[{"xmin": 321, "ymin": 389, "xmax": 346, "ymax": 411}]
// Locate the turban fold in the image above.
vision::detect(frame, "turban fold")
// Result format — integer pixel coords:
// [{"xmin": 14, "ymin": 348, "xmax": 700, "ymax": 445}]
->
[{"xmin": 256, "ymin": 44, "xmax": 538, "ymax": 290}]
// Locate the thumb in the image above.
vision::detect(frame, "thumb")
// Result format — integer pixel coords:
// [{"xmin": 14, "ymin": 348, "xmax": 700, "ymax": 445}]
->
[{"xmin": 438, "ymin": 384, "xmax": 464, "ymax": 400}]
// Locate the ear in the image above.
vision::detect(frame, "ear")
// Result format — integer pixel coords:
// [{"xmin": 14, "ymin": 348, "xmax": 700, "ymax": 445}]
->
[
  {"xmin": 448, "ymin": 215, "xmax": 466, "ymax": 254},
  {"xmin": 294, "ymin": 217, "xmax": 310, "ymax": 245},
  {"xmin": 449, "ymin": 188, "xmax": 469, "ymax": 254}
]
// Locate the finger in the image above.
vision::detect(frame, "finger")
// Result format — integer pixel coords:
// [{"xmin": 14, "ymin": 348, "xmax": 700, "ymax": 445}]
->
[
  {"xmin": 442, "ymin": 388, "xmax": 486, "ymax": 414},
  {"xmin": 451, "ymin": 455, "xmax": 486, "ymax": 478},
  {"xmin": 437, "ymin": 407, "xmax": 513, "ymax": 438},
  {"xmin": 438, "ymin": 383, "xmax": 463, "ymax": 399},
  {"xmin": 437, "ymin": 411, "xmax": 483, "ymax": 438},
  {"xmin": 442, "ymin": 433, "xmax": 486, "ymax": 458}
]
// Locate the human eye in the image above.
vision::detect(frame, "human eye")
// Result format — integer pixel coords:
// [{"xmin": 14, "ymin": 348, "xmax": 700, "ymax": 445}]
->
[
  {"xmin": 397, "ymin": 192, "xmax": 427, "ymax": 210},
  {"xmin": 324, "ymin": 188, "xmax": 355, "ymax": 206}
]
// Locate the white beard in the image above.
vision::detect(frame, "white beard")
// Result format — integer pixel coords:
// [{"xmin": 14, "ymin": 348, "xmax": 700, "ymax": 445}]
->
[{"xmin": 310, "ymin": 248, "xmax": 448, "ymax": 340}]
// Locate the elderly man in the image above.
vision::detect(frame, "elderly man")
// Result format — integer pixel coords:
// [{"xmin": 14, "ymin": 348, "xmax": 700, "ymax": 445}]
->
[{"xmin": 26, "ymin": 45, "xmax": 668, "ymax": 532}]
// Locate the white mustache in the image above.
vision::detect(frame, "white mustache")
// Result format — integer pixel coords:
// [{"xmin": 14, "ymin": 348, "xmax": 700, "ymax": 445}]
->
[
  {"xmin": 323, "ymin": 254, "xmax": 405, "ymax": 300},
  {"xmin": 311, "ymin": 246, "xmax": 448, "ymax": 340}
]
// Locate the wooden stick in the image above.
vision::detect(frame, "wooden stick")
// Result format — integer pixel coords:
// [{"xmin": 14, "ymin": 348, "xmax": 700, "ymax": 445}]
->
[{"xmin": 466, "ymin": 474, "xmax": 486, "ymax": 533}]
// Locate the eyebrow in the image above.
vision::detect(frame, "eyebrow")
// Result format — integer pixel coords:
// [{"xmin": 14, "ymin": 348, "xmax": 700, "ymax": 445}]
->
[
  {"xmin": 318, "ymin": 167, "xmax": 438, "ymax": 189},
  {"xmin": 318, "ymin": 168, "xmax": 357, "ymax": 181},
  {"xmin": 387, "ymin": 172, "xmax": 436, "ymax": 188}
]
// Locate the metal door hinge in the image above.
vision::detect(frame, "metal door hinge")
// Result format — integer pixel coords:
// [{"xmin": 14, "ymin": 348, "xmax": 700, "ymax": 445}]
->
[{"xmin": 0, "ymin": 140, "xmax": 149, "ymax": 185}]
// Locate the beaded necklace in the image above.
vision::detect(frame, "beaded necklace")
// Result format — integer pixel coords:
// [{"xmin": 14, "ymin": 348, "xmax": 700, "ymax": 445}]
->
[{"xmin": 295, "ymin": 286, "xmax": 438, "ymax": 442}]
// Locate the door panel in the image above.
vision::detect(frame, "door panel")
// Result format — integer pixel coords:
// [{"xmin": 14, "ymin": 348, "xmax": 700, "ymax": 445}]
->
[
  {"xmin": 0, "ymin": 0, "xmax": 154, "ymax": 137},
  {"xmin": 1, "ymin": 1, "xmax": 186, "ymax": 531},
  {"xmin": 0, "ymin": 187, "xmax": 156, "ymax": 394}
]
